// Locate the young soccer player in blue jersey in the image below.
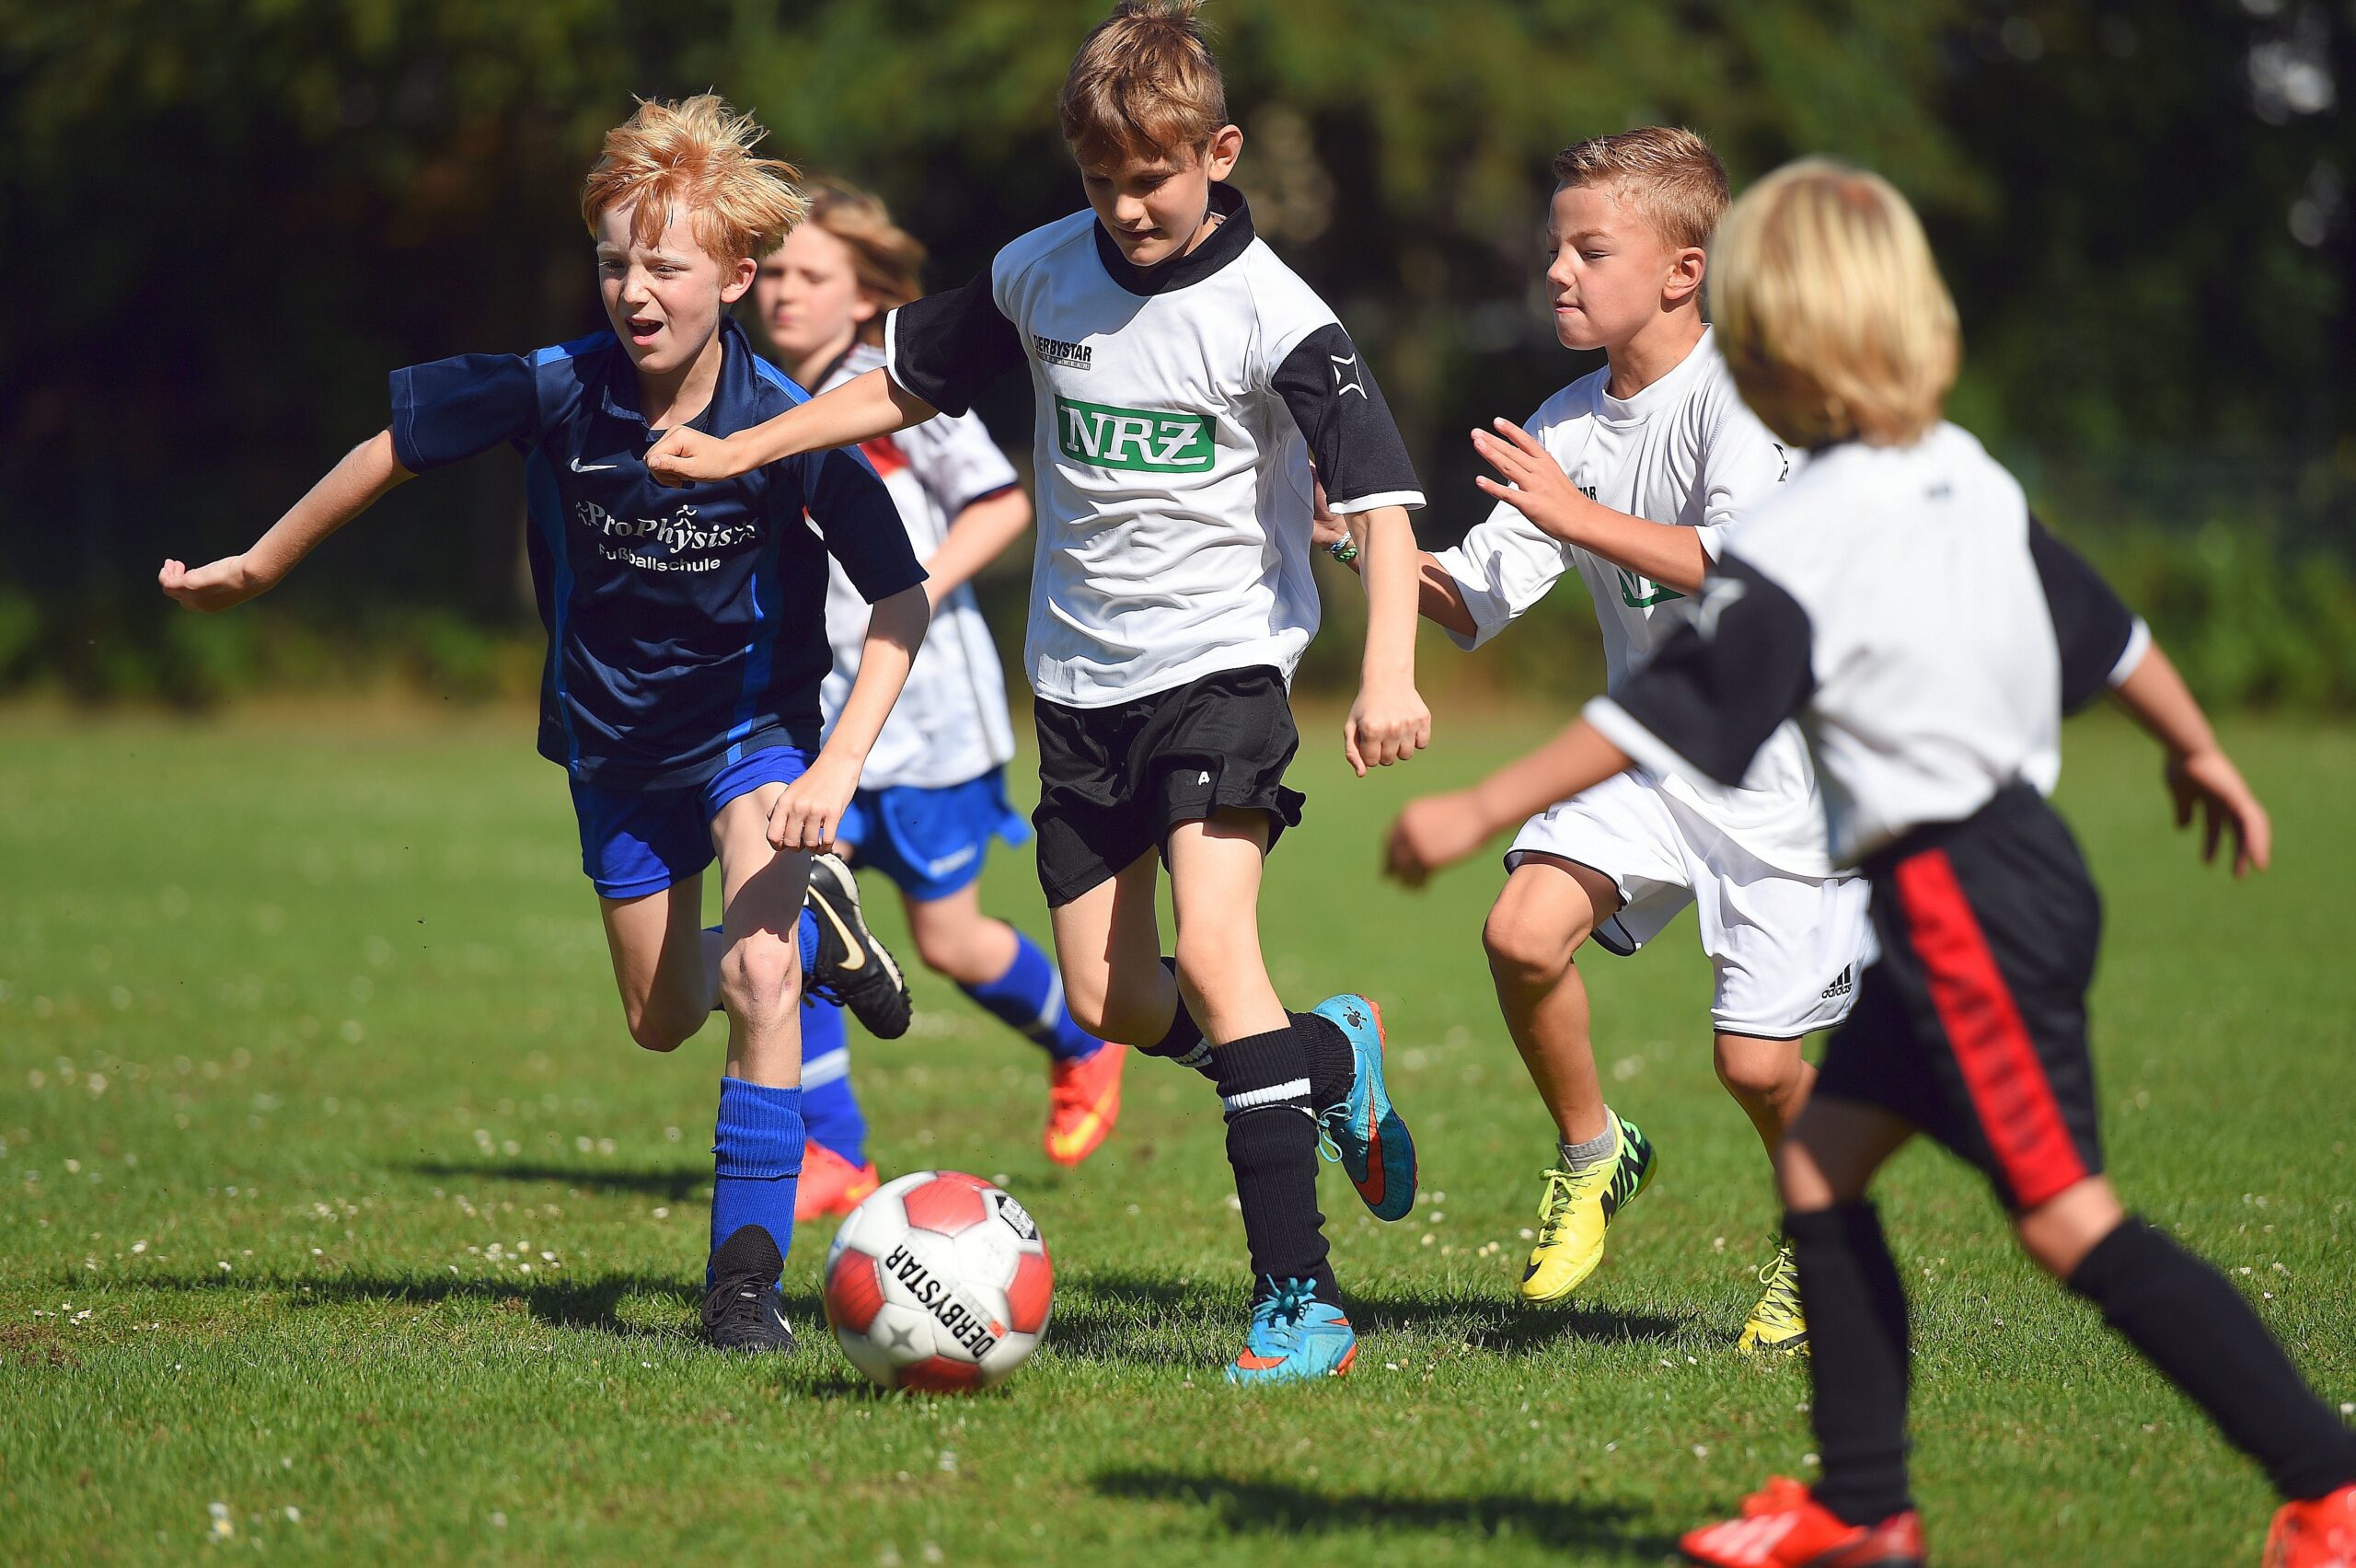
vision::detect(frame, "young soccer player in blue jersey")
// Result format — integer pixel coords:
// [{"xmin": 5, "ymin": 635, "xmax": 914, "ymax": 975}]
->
[
  {"xmin": 745, "ymin": 184, "xmax": 1126, "ymax": 1212},
  {"xmin": 159, "ymin": 97, "xmax": 932, "ymax": 1353},
  {"xmin": 648, "ymin": 1, "xmax": 1432, "ymax": 1382}
]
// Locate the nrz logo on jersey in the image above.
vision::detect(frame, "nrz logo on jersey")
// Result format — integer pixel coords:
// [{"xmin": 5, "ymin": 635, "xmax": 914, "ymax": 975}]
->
[
  {"xmin": 1054, "ymin": 397, "xmax": 1215, "ymax": 473},
  {"xmin": 1033, "ymin": 334, "xmax": 1092, "ymax": 370},
  {"xmin": 883, "ymin": 1241, "xmax": 1003, "ymax": 1358}
]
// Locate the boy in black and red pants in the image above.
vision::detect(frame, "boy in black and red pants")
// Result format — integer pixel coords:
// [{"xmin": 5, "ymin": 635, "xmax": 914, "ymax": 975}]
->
[{"xmin": 1385, "ymin": 156, "xmax": 2356, "ymax": 1567}]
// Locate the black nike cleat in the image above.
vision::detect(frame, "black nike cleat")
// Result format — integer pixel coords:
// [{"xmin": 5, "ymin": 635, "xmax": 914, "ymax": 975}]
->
[
  {"xmin": 702, "ymin": 1224, "xmax": 798, "ymax": 1354},
  {"xmin": 803, "ymin": 852, "xmax": 913, "ymax": 1039}
]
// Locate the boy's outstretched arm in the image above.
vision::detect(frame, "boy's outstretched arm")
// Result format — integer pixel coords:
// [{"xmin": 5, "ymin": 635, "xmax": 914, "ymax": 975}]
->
[
  {"xmin": 1470, "ymin": 419, "xmax": 1708, "ymax": 594},
  {"xmin": 647, "ymin": 369, "xmax": 935, "ymax": 488},
  {"xmin": 767, "ymin": 583, "xmax": 931, "ymax": 852},
  {"xmin": 2110, "ymin": 642, "xmax": 2270, "ymax": 876},
  {"xmin": 1384, "ymin": 721, "xmax": 1633, "ymax": 886},
  {"xmin": 159, "ymin": 431, "xmax": 412, "ymax": 611},
  {"xmin": 1314, "ymin": 479, "xmax": 1479, "ymax": 640},
  {"xmin": 1345, "ymin": 505, "xmax": 1434, "ymax": 775}
]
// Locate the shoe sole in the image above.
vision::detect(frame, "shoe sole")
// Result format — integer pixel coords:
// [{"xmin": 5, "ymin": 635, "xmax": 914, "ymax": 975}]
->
[{"xmin": 1323, "ymin": 995, "xmax": 1416, "ymax": 1221}]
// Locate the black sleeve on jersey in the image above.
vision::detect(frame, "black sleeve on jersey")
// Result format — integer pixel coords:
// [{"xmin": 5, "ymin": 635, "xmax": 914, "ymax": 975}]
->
[
  {"xmin": 1270, "ymin": 323, "xmax": 1423, "ymax": 507},
  {"xmin": 799, "ymin": 445, "xmax": 929, "ymax": 605},
  {"xmin": 2028, "ymin": 514, "xmax": 2139, "ymax": 713},
  {"xmin": 885, "ymin": 271, "xmax": 1025, "ymax": 419},
  {"xmin": 387, "ymin": 353, "xmax": 538, "ymax": 472},
  {"xmin": 1612, "ymin": 556, "xmax": 1817, "ymax": 788}
]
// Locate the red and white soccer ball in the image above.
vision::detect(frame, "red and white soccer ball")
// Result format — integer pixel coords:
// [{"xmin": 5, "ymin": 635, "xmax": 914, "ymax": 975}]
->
[{"xmin": 823, "ymin": 1170, "xmax": 1052, "ymax": 1392}]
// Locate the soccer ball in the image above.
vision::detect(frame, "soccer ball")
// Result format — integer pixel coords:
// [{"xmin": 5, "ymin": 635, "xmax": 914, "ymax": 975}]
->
[{"xmin": 823, "ymin": 1170, "xmax": 1052, "ymax": 1391}]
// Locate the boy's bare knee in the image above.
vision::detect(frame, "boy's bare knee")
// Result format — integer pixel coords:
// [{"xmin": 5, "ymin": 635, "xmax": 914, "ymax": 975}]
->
[
  {"xmin": 1715, "ymin": 1038, "xmax": 1800, "ymax": 1102},
  {"xmin": 718, "ymin": 933, "xmax": 803, "ymax": 1020},
  {"xmin": 1483, "ymin": 903, "xmax": 1579, "ymax": 992},
  {"xmin": 624, "ymin": 1002, "xmax": 698, "ymax": 1054},
  {"xmin": 1172, "ymin": 928, "xmax": 1255, "ymax": 997}
]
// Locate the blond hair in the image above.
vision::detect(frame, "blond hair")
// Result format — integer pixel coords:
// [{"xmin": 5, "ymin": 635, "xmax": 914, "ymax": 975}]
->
[
  {"xmin": 581, "ymin": 95, "xmax": 808, "ymax": 263},
  {"xmin": 1707, "ymin": 158, "xmax": 1959, "ymax": 448},
  {"xmin": 1059, "ymin": 0, "xmax": 1229, "ymax": 167},
  {"xmin": 805, "ymin": 183, "xmax": 927, "ymax": 346},
  {"xmin": 1553, "ymin": 127, "xmax": 1729, "ymax": 251}
]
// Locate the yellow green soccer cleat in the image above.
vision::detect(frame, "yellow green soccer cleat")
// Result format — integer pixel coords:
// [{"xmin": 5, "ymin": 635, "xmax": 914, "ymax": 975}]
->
[
  {"xmin": 1737, "ymin": 1239, "xmax": 1808, "ymax": 1355},
  {"xmin": 1518, "ymin": 1111, "xmax": 1656, "ymax": 1305}
]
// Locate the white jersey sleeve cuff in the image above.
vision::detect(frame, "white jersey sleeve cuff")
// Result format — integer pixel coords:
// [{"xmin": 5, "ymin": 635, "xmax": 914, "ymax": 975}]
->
[
  {"xmin": 1584, "ymin": 696, "xmax": 1710, "ymax": 789},
  {"xmin": 2107, "ymin": 617, "xmax": 2152, "ymax": 688},
  {"xmin": 1324, "ymin": 489, "xmax": 1426, "ymax": 515},
  {"xmin": 1426, "ymin": 544, "xmax": 1508, "ymax": 651}
]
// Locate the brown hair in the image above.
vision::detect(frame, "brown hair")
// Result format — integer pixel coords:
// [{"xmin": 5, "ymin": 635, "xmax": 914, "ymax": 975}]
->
[
  {"xmin": 1552, "ymin": 127, "xmax": 1730, "ymax": 251},
  {"xmin": 804, "ymin": 183, "xmax": 927, "ymax": 346},
  {"xmin": 581, "ymin": 95, "xmax": 808, "ymax": 263},
  {"xmin": 1059, "ymin": 0, "xmax": 1229, "ymax": 168},
  {"xmin": 1708, "ymin": 158, "xmax": 1960, "ymax": 448}
]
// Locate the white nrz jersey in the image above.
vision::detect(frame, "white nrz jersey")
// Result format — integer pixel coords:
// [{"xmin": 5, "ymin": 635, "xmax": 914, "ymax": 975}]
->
[
  {"xmin": 815, "ymin": 341, "xmax": 1021, "ymax": 791},
  {"xmin": 885, "ymin": 182, "xmax": 1425, "ymax": 707},
  {"xmin": 1588, "ymin": 423, "xmax": 2150, "ymax": 865},
  {"xmin": 1430, "ymin": 329, "xmax": 1832, "ymax": 878}
]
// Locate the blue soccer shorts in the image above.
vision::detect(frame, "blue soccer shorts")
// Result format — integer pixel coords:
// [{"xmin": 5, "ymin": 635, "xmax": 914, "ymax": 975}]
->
[
  {"xmin": 835, "ymin": 767, "xmax": 1030, "ymax": 905},
  {"xmin": 570, "ymin": 745, "xmax": 814, "ymax": 899}
]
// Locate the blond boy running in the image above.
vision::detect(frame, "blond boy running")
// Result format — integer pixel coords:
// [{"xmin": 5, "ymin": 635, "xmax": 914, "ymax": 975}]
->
[{"xmin": 1373, "ymin": 130, "xmax": 1872, "ymax": 1350}]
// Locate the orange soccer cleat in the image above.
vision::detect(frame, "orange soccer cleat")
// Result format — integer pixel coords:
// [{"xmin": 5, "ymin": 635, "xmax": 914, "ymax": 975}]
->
[
  {"xmin": 795, "ymin": 1142, "xmax": 880, "ymax": 1221},
  {"xmin": 1680, "ymin": 1477, "xmax": 1924, "ymax": 1568},
  {"xmin": 1044, "ymin": 1042, "xmax": 1126, "ymax": 1167},
  {"xmin": 2268, "ymin": 1482, "xmax": 2356, "ymax": 1568}
]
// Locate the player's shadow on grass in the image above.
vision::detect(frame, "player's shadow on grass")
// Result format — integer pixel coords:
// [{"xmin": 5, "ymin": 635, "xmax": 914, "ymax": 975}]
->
[
  {"xmin": 1092, "ymin": 1469, "xmax": 1677, "ymax": 1560},
  {"xmin": 407, "ymin": 1159, "xmax": 710, "ymax": 1201},
  {"xmin": 1339, "ymin": 1280, "xmax": 1698, "ymax": 1353}
]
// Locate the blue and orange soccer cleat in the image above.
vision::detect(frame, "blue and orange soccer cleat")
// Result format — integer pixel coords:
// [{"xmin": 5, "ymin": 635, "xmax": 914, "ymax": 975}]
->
[
  {"xmin": 1311, "ymin": 993, "xmax": 1417, "ymax": 1221},
  {"xmin": 1225, "ymin": 1278, "xmax": 1358, "ymax": 1385},
  {"xmin": 2269, "ymin": 1482, "xmax": 2356, "ymax": 1568},
  {"xmin": 1680, "ymin": 1477, "xmax": 1923, "ymax": 1567}
]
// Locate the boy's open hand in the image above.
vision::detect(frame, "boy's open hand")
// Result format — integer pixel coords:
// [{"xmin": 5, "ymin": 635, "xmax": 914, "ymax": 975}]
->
[
  {"xmin": 1345, "ymin": 679, "xmax": 1431, "ymax": 777},
  {"xmin": 158, "ymin": 555, "xmax": 267, "ymax": 613},
  {"xmin": 1383, "ymin": 790, "xmax": 1488, "ymax": 888},
  {"xmin": 2165, "ymin": 747, "xmax": 2270, "ymax": 877},
  {"xmin": 1472, "ymin": 418, "xmax": 1589, "ymax": 543},
  {"xmin": 644, "ymin": 428, "xmax": 748, "ymax": 489},
  {"xmin": 768, "ymin": 752, "xmax": 860, "ymax": 853}
]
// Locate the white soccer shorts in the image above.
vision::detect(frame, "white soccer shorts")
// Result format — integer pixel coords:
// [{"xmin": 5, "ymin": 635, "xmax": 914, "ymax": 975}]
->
[{"xmin": 1504, "ymin": 770, "xmax": 1875, "ymax": 1040}]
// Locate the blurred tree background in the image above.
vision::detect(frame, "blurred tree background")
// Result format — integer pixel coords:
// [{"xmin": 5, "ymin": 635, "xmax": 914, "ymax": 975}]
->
[{"xmin": 2, "ymin": 0, "xmax": 2350, "ymax": 707}]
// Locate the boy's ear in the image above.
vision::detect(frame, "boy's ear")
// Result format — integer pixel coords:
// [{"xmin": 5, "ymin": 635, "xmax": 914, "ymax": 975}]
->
[
  {"xmin": 1203, "ymin": 123, "xmax": 1244, "ymax": 184},
  {"xmin": 720, "ymin": 254, "xmax": 758, "ymax": 305},
  {"xmin": 1664, "ymin": 244, "xmax": 1707, "ymax": 308}
]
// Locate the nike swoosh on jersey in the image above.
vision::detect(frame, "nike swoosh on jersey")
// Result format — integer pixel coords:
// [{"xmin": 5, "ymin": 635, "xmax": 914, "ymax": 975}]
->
[{"xmin": 571, "ymin": 457, "xmax": 618, "ymax": 472}]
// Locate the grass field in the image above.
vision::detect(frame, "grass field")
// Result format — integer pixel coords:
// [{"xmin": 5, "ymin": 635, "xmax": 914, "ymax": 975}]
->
[{"xmin": 2, "ymin": 704, "xmax": 2351, "ymax": 1565}]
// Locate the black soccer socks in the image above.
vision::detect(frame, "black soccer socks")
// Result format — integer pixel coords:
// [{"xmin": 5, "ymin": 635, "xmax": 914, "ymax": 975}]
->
[
  {"xmin": 2068, "ymin": 1216, "xmax": 2356, "ymax": 1503},
  {"xmin": 1784, "ymin": 1203, "xmax": 1916, "ymax": 1527},
  {"xmin": 1138, "ymin": 955, "xmax": 1217, "ymax": 1079},
  {"xmin": 1288, "ymin": 1009, "xmax": 1356, "ymax": 1110},
  {"xmin": 1214, "ymin": 1024, "xmax": 1336, "ymax": 1303}
]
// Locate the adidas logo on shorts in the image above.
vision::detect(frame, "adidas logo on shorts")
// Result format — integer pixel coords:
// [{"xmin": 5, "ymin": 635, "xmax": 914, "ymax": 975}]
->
[{"xmin": 1819, "ymin": 964, "xmax": 1854, "ymax": 1002}]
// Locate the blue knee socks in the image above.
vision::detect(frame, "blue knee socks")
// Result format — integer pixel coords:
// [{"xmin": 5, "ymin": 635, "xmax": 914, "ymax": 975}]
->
[
  {"xmin": 710, "ymin": 1078, "xmax": 803, "ymax": 1281},
  {"xmin": 962, "ymin": 931, "xmax": 1104, "ymax": 1063},
  {"xmin": 796, "ymin": 997, "xmax": 867, "ymax": 1166}
]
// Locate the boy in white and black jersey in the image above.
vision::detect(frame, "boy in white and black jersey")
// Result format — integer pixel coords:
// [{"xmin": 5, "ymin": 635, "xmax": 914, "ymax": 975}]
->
[
  {"xmin": 1392, "ymin": 159, "xmax": 2356, "ymax": 1568},
  {"xmin": 651, "ymin": 0, "xmax": 1434, "ymax": 1384},
  {"xmin": 1359, "ymin": 129, "xmax": 1871, "ymax": 1351}
]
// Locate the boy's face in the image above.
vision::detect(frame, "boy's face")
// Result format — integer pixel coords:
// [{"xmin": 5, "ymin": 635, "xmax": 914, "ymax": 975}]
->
[
  {"xmin": 1542, "ymin": 181, "xmax": 1703, "ymax": 353},
  {"xmin": 594, "ymin": 201, "xmax": 756, "ymax": 380},
  {"xmin": 1077, "ymin": 125, "xmax": 1243, "ymax": 269},
  {"xmin": 748, "ymin": 225, "xmax": 873, "ymax": 366}
]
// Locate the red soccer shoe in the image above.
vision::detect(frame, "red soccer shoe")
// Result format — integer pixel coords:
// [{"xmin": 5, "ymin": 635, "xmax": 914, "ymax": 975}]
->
[
  {"xmin": 1681, "ymin": 1477, "xmax": 1925, "ymax": 1567},
  {"xmin": 1045, "ymin": 1042, "xmax": 1126, "ymax": 1167},
  {"xmin": 2268, "ymin": 1482, "xmax": 2356, "ymax": 1568},
  {"xmin": 795, "ymin": 1143, "xmax": 880, "ymax": 1222}
]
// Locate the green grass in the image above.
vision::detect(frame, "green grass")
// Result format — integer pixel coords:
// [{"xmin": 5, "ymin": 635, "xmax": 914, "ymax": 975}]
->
[{"xmin": 2, "ymin": 704, "xmax": 2351, "ymax": 1565}]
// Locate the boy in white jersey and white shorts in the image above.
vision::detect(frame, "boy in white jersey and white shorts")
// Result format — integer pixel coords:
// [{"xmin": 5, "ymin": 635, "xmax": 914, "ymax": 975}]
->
[
  {"xmin": 1367, "ymin": 129, "xmax": 1871, "ymax": 1352},
  {"xmin": 651, "ymin": 0, "xmax": 1434, "ymax": 1383},
  {"xmin": 746, "ymin": 183, "xmax": 1128, "ymax": 1209}
]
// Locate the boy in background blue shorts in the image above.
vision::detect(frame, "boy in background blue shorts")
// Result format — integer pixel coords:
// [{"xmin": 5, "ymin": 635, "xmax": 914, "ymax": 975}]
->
[
  {"xmin": 161, "ymin": 96, "xmax": 932, "ymax": 1353},
  {"xmin": 746, "ymin": 184, "xmax": 1123, "ymax": 1213}
]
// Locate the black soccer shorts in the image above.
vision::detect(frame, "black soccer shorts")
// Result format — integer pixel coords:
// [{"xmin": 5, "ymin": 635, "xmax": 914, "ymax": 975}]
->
[
  {"xmin": 1029, "ymin": 663, "xmax": 1306, "ymax": 907},
  {"xmin": 1816, "ymin": 784, "xmax": 2108, "ymax": 1213}
]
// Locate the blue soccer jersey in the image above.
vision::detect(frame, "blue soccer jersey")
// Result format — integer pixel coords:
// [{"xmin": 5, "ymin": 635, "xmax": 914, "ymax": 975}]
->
[{"xmin": 388, "ymin": 316, "xmax": 924, "ymax": 788}]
